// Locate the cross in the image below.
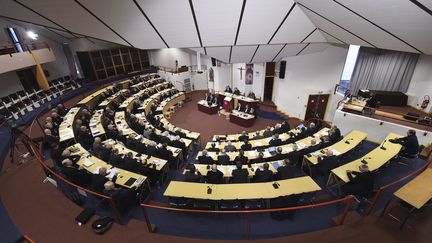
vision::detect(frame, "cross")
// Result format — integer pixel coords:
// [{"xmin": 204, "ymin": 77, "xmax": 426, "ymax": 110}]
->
[{"xmin": 237, "ymin": 67, "xmax": 245, "ymax": 80}]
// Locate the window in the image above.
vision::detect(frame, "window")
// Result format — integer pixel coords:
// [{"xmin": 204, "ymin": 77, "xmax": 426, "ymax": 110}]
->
[
  {"xmin": 6, "ymin": 27, "xmax": 24, "ymax": 53},
  {"xmin": 337, "ymin": 45, "xmax": 360, "ymax": 95}
]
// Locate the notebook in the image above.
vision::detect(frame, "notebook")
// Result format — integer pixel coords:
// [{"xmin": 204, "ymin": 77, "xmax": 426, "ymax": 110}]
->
[{"xmin": 124, "ymin": 178, "xmax": 137, "ymax": 187}]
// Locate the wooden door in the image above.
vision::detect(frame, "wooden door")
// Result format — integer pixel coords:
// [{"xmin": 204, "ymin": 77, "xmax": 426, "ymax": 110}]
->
[
  {"xmin": 16, "ymin": 68, "xmax": 38, "ymax": 92},
  {"xmin": 263, "ymin": 77, "xmax": 274, "ymax": 101},
  {"xmin": 304, "ymin": 94, "xmax": 330, "ymax": 121}
]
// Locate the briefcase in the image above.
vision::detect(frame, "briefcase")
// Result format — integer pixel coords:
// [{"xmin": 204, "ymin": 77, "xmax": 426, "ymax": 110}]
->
[{"xmin": 75, "ymin": 208, "xmax": 95, "ymax": 226}]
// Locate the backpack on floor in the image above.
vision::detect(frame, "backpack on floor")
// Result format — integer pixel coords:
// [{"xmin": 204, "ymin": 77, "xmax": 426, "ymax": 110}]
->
[
  {"xmin": 92, "ymin": 216, "xmax": 114, "ymax": 234},
  {"xmin": 75, "ymin": 208, "xmax": 95, "ymax": 226}
]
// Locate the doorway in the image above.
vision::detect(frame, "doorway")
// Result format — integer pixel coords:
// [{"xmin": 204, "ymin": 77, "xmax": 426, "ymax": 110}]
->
[
  {"xmin": 263, "ymin": 62, "xmax": 276, "ymax": 101},
  {"xmin": 16, "ymin": 68, "xmax": 39, "ymax": 92},
  {"xmin": 304, "ymin": 94, "xmax": 330, "ymax": 121}
]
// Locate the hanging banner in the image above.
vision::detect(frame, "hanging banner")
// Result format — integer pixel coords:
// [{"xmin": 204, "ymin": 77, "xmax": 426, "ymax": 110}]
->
[{"xmin": 245, "ymin": 64, "xmax": 253, "ymax": 85}]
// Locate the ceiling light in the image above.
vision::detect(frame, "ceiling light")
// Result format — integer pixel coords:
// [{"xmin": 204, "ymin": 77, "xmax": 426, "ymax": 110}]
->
[{"xmin": 27, "ymin": 31, "xmax": 38, "ymax": 40}]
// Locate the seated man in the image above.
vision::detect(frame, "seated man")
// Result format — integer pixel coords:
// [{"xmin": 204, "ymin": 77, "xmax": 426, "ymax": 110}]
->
[
  {"xmin": 198, "ymin": 150, "xmax": 215, "ymax": 164},
  {"xmin": 234, "ymin": 150, "xmax": 248, "ymax": 165},
  {"xmin": 315, "ymin": 150, "xmax": 339, "ymax": 176},
  {"xmin": 91, "ymin": 167, "xmax": 117, "ymax": 194},
  {"xmin": 244, "ymin": 104, "xmax": 251, "ymax": 114},
  {"xmin": 269, "ymin": 134, "xmax": 282, "ymax": 147},
  {"xmin": 280, "ymin": 120, "xmax": 291, "ymax": 133},
  {"xmin": 389, "ymin": 129, "xmax": 420, "ymax": 157},
  {"xmin": 225, "ymin": 85, "xmax": 233, "ymax": 93},
  {"xmin": 306, "ymin": 122, "xmax": 318, "ymax": 137},
  {"xmin": 236, "ymin": 103, "xmax": 243, "ymax": 112},
  {"xmin": 103, "ymin": 181, "xmax": 137, "ymax": 212},
  {"xmin": 217, "ymin": 149, "xmax": 230, "ymax": 165},
  {"xmin": 253, "ymin": 163, "xmax": 273, "ymax": 182},
  {"xmin": 247, "ymin": 91, "xmax": 256, "ymax": 100},
  {"xmin": 276, "ymin": 159, "xmax": 296, "ymax": 180},
  {"xmin": 184, "ymin": 164, "xmax": 202, "ymax": 182},
  {"xmin": 206, "ymin": 164, "xmax": 224, "ymax": 184},
  {"xmin": 224, "ymin": 141, "xmax": 237, "ymax": 152},
  {"xmin": 207, "ymin": 143, "xmax": 220, "ymax": 152},
  {"xmin": 233, "ymin": 87, "xmax": 241, "ymax": 95},
  {"xmin": 238, "ymin": 131, "xmax": 249, "ymax": 142},
  {"xmin": 250, "ymin": 152, "xmax": 265, "ymax": 164},
  {"xmin": 241, "ymin": 139, "xmax": 252, "ymax": 151},
  {"xmin": 61, "ymin": 159, "xmax": 91, "ymax": 187},
  {"xmin": 263, "ymin": 127, "xmax": 273, "ymax": 137},
  {"xmin": 329, "ymin": 125, "xmax": 342, "ymax": 143},
  {"xmin": 231, "ymin": 161, "xmax": 249, "ymax": 183},
  {"xmin": 93, "ymin": 137, "xmax": 104, "ymax": 157},
  {"xmin": 341, "ymin": 164, "xmax": 374, "ymax": 198},
  {"xmin": 109, "ymin": 149, "xmax": 125, "ymax": 168}
]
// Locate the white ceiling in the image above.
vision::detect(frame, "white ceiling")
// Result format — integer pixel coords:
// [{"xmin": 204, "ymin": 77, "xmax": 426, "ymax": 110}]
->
[{"xmin": 0, "ymin": 0, "xmax": 431, "ymax": 63}]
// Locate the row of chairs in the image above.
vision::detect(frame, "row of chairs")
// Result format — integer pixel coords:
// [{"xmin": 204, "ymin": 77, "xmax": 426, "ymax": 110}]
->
[{"xmin": 0, "ymin": 76, "xmax": 82, "ymax": 121}]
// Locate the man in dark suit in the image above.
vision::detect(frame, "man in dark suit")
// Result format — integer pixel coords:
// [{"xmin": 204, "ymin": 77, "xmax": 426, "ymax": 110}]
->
[
  {"xmin": 225, "ymin": 85, "xmax": 233, "ymax": 93},
  {"xmin": 207, "ymin": 143, "xmax": 220, "ymax": 152},
  {"xmin": 263, "ymin": 127, "xmax": 273, "ymax": 137},
  {"xmin": 315, "ymin": 150, "xmax": 339, "ymax": 177},
  {"xmin": 103, "ymin": 181, "xmax": 137, "ymax": 212},
  {"xmin": 254, "ymin": 163, "xmax": 273, "ymax": 182},
  {"xmin": 224, "ymin": 141, "xmax": 237, "ymax": 152},
  {"xmin": 198, "ymin": 150, "xmax": 214, "ymax": 164},
  {"xmin": 238, "ymin": 131, "xmax": 249, "ymax": 142},
  {"xmin": 99, "ymin": 143, "xmax": 112, "ymax": 162},
  {"xmin": 287, "ymin": 144, "xmax": 301, "ymax": 167},
  {"xmin": 390, "ymin": 129, "xmax": 420, "ymax": 157},
  {"xmin": 93, "ymin": 137, "xmax": 104, "ymax": 158},
  {"xmin": 280, "ymin": 120, "xmax": 291, "ymax": 133},
  {"xmin": 61, "ymin": 159, "xmax": 91, "ymax": 187},
  {"xmin": 306, "ymin": 122, "xmax": 318, "ymax": 137},
  {"xmin": 329, "ymin": 125, "xmax": 342, "ymax": 144},
  {"xmin": 184, "ymin": 164, "xmax": 202, "ymax": 182},
  {"xmin": 91, "ymin": 167, "xmax": 117, "ymax": 194},
  {"xmin": 109, "ymin": 149, "xmax": 124, "ymax": 168},
  {"xmin": 250, "ymin": 152, "xmax": 265, "ymax": 164},
  {"xmin": 123, "ymin": 152, "xmax": 139, "ymax": 172},
  {"xmin": 241, "ymin": 140, "xmax": 252, "ymax": 151},
  {"xmin": 276, "ymin": 159, "xmax": 296, "ymax": 180},
  {"xmin": 272, "ymin": 147, "xmax": 286, "ymax": 161},
  {"xmin": 269, "ymin": 134, "xmax": 282, "ymax": 147},
  {"xmin": 234, "ymin": 150, "xmax": 248, "ymax": 165},
  {"xmin": 157, "ymin": 143, "xmax": 173, "ymax": 161},
  {"xmin": 231, "ymin": 162, "xmax": 249, "ymax": 183},
  {"xmin": 50, "ymin": 143, "xmax": 63, "ymax": 167},
  {"xmin": 206, "ymin": 164, "xmax": 224, "ymax": 184},
  {"xmin": 217, "ymin": 149, "xmax": 230, "ymax": 165},
  {"xmin": 171, "ymin": 135, "xmax": 187, "ymax": 156},
  {"xmin": 233, "ymin": 87, "xmax": 241, "ymax": 95},
  {"xmin": 43, "ymin": 129, "xmax": 58, "ymax": 148},
  {"xmin": 341, "ymin": 164, "xmax": 374, "ymax": 197}
]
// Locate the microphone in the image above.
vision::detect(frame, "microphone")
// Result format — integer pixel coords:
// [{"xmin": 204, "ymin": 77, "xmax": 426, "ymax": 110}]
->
[
  {"xmin": 380, "ymin": 140, "xmax": 387, "ymax": 150},
  {"xmin": 361, "ymin": 157, "xmax": 371, "ymax": 164},
  {"xmin": 207, "ymin": 186, "xmax": 212, "ymax": 194},
  {"xmin": 345, "ymin": 138, "xmax": 354, "ymax": 144}
]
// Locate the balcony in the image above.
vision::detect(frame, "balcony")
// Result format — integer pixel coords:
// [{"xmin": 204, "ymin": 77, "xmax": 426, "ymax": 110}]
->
[{"xmin": 0, "ymin": 42, "xmax": 56, "ymax": 74}]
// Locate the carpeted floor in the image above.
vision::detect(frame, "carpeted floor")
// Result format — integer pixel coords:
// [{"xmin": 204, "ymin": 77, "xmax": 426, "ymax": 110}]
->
[{"xmin": 1, "ymin": 89, "xmax": 432, "ymax": 243}]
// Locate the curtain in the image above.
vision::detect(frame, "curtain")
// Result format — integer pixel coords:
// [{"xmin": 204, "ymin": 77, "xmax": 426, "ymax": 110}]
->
[{"xmin": 350, "ymin": 47, "xmax": 419, "ymax": 95}]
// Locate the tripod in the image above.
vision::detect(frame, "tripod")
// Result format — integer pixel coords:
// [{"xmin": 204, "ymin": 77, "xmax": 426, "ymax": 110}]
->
[{"xmin": 8, "ymin": 121, "xmax": 35, "ymax": 165}]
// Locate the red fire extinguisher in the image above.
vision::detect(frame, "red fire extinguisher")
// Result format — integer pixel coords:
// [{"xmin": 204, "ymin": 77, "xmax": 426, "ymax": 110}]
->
[{"xmin": 421, "ymin": 95, "xmax": 430, "ymax": 109}]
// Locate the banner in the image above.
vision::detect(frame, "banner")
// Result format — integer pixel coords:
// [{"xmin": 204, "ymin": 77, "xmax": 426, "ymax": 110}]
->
[{"xmin": 245, "ymin": 64, "xmax": 253, "ymax": 85}]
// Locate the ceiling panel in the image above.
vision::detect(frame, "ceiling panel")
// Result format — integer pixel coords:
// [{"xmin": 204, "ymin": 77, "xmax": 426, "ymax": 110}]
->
[
  {"xmin": 318, "ymin": 30, "xmax": 345, "ymax": 44},
  {"xmin": 79, "ymin": 0, "xmax": 165, "ymax": 49},
  {"xmin": 206, "ymin": 46, "xmax": 231, "ymax": 63},
  {"xmin": 237, "ymin": 0, "xmax": 294, "ymax": 45},
  {"xmin": 189, "ymin": 47, "xmax": 205, "ymax": 54},
  {"xmin": 303, "ymin": 29, "xmax": 327, "ymax": 43},
  {"xmin": 270, "ymin": 4, "xmax": 317, "ymax": 44},
  {"xmin": 298, "ymin": 3, "xmax": 373, "ymax": 47},
  {"xmin": 417, "ymin": 0, "xmax": 432, "ymax": 11},
  {"xmin": 251, "ymin": 44, "xmax": 284, "ymax": 63},
  {"xmin": 136, "ymin": 0, "xmax": 200, "ymax": 48},
  {"xmin": 46, "ymin": 28, "xmax": 81, "ymax": 39},
  {"xmin": 298, "ymin": 0, "xmax": 421, "ymax": 53},
  {"xmin": 193, "ymin": 0, "xmax": 243, "ymax": 46},
  {"xmin": 19, "ymin": 0, "xmax": 128, "ymax": 46},
  {"xmin": 0, "ymin": 0, "xmax": 60, "ymax": 29},
  {"xmin": 273, "ymin": 44, "xmax": 307, "ymax": 61},
  {"xmin": 299, "ymin": 43, "xmax": 330, "ymax": 56},
  {"xmin": 338, "ymin": 0, "xmax": 432, "ymax": 54},
  {"xmin": 230, "ymin": 45, "xmax": 258, "ymax": 64}
]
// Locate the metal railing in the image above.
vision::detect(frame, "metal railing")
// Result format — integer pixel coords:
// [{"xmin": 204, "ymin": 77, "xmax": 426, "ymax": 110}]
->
[{"xmin": 0, "ymin": 41, "xmax": 50, "ymax": 56}]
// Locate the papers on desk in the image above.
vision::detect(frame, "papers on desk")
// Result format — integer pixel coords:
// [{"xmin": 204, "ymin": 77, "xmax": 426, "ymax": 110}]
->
[
  {"xmin": 255, "ymin": 141, "xmax": 263, "ymax": 146},
  {"xmin": 92, "ymin": 130, "xmax": 101, "ymax": 136},
  {"xmin": 272, "ymin": 162, "xmax": 281, "ymax": 170},
  {"xmin": 282, "ymin": 147, "xmax": 293, "ymax": 153},
  {"xmin": 248, "ymin": 151, "xmax": 257, "ymax": 157},
  {"xmin": 330, "ymin": 149, "xmax": 341, "ymax": 156},
  {"xmin": 83, "ymin": 158, "xmax": 94, "ymax": 167},
  {"xmin": 226, "ymin": 165, "xmax": 235, "ymax": 174},
  {"xmin": 311, "ymin": 151, "xmax": 322, "ymax": 156},
  {"xmin": 106, "ymin": 168, "xmax": 118, "ymax": 180},
  {"xmin": 296, "ymin": 142, "xmax": 306, "ymax": 149}
]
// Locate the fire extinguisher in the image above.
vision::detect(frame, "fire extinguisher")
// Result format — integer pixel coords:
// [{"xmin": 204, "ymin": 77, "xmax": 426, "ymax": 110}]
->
[{"xmin": 421, "ymin": 95, "xmax": 430, "ymax": 109}]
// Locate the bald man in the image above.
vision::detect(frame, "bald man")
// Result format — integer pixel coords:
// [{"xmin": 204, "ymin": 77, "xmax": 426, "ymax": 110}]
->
[{"xmin": 206, "ymin": 164, "xmax": 224, "ymax": 184}]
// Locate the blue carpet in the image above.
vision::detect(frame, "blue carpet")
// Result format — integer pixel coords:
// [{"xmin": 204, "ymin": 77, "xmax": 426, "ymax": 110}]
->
[{"xmin": 256, "ymin": 109, "xmax": 285, "ymax": 120}]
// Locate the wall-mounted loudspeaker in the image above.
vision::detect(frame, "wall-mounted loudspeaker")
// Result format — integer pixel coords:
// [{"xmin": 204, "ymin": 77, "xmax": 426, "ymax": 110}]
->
[
  {"xmin": 279, "ymin": 61, "xmax": 286, "ymax": 79},
  {"xmin": 211, "ymin": 58, "xmax": 216, "ymax": 67}
]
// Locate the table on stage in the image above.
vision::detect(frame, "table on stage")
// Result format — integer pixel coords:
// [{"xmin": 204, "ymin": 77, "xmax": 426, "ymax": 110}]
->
[
  {"xmin": 342, "ymin": 98, "xmax": 367, "ymax": 113},
  {"xmin": 381, "ymin": 168, "xmax": 432, "ymax": 229},
  {"xmin": 215, "ymin": 91, "xmax": 258, "ymax": 112},
  {"xmin": 229, "ymin": 110, "xmax": 255, "ymax": 127},
  {"xmin": 164, "ymin": 176, "xmax": 321, "ymax": 201},
  {"xmin": 197, "ymin": 100, "xmax": 218, "ymax": 114}
]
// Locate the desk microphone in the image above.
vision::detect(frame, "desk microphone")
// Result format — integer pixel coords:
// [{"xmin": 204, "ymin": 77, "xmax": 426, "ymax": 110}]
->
[
  {"xmin": 361, "ymin": 157, "xmax": 371, "ymax": 164},
  {"xmin": 380, "ymin": 140, "xmax": 387, "ymax": 150},
  {"xmin": 345, "ymin": 138, "xmax": 354, "ymax": 144},
  {"xmin": 207, "ymin": 186, "xmax": 212, "ymax": 194}
]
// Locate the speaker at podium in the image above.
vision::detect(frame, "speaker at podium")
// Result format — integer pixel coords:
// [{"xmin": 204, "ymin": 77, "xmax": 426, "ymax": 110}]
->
[{"xmin": 223, "ymin": 96, "xmax": 233, "ymax": 112}]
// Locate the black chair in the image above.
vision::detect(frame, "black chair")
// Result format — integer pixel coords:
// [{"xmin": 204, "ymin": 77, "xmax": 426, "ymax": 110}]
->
[
  {"xmin": 169, "ymin": 197, "xmax": 191, "ymax": 208},
  {"xmin": 219, "ymin": 199, "xmax": 242, "ymax": 210},
  {"xmin": 193, "ymin": 199, "xmax": 214, "ymax": 210}
]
